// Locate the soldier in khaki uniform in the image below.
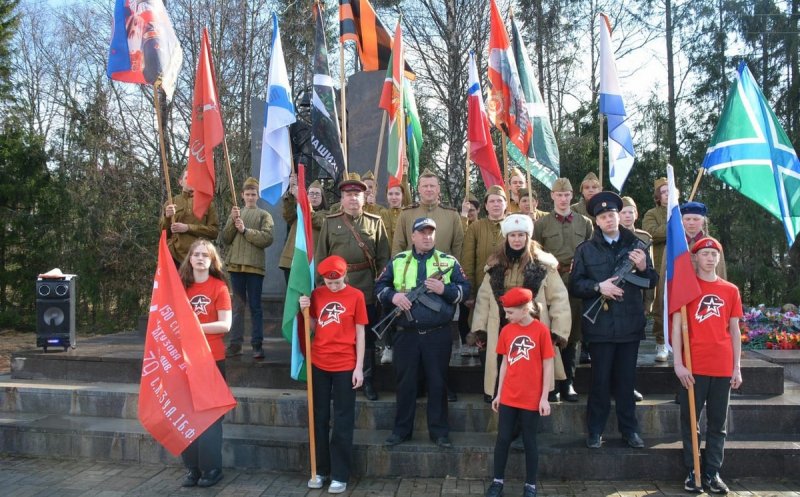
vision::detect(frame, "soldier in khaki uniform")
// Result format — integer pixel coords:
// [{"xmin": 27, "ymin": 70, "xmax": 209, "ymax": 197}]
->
[
  {"xmin": 392, "ymin": 169, "xmax": 464, "ymax": 259},
  {"xmin": 279, "ymin": 178, "xmax": 327, "ymax": 283},
  {"xmin": 315, "ymin": 175, "xmax": 390, "ymax": 400},
  {"xmin": 533, "ymin": 178, "xmax": 593, "ymax": 402},
  {"xmin": 462, "ymin": 185, "xmax": 508, "ymax": 303},
  {"xmin": 517, "ymin": 187, "xmax": 548, "ymax": 221},
  {"xmin": 159, "ymin": 169, "xmax": 220, "ymax": 265},
  {"xmin": 459, "ymin": 194, "xmax": 480, "ymax": 233},
  {"xmin": 361, "ymin": 170, "xmax": 384, "ymax": 216},
  {"xmin": 571, "ymin": 172, "xmax": 602, "ymax": 222},
  {"xmin": 505, "ymin": 167, "xmax": 526, "ymax": 214},
  {"xmin": 642, "ymin": 178, "xmax": 669, "ymax": 360},
  {"xmin": 380, "ymin": 176, "xmax": 406, "ymax": 245}
]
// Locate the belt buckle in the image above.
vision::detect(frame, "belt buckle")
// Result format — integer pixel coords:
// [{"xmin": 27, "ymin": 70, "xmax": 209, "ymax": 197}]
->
[{"xmin": 418, "ymin": 328, "xmax": 427, "ymax": 335}]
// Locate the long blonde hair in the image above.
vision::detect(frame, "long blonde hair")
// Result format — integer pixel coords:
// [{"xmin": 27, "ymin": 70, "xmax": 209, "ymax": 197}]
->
[{"xmin": 179, "ymin": 239, "xmax": 227, "ymax": 289}]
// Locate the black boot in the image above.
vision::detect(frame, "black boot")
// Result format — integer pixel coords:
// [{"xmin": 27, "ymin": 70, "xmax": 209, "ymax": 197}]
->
[{"xmin": 363, "ymin": 351, "xmax": 378, "ymax": 401}]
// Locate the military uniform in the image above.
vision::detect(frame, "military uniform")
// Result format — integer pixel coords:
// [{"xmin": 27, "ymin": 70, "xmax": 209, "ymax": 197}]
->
[
  {"xmin": 279, "ymin": 192, "xmax": 325, "ymax": 276},
  {"xmin": 380, "ymin": 206, "xmax": 403, "ymax": 246},
  {"xmin": 571, "ymin": 198, "xmax": 592, "ymax": 222},
  {"xmin": 159, "ymin": 192, "xmax": 219, "ymax": 264},
  {"xmin": 533, "ymin": 207, "xmax": 593, "ymax": 399},
  {"xmin": 392, "ymin": 203, "xmax": 464, "ymax": 259},
  {"xmin": 461, "ymin": 218, "xmax": 504, "ymax": 298},
  {"xmin": 642, "ymin": 205, "xmax": 667, "ymax": 273}
]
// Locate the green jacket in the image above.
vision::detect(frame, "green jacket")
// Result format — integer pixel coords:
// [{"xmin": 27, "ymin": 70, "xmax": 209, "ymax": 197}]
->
[
  {"xmin": 159, "ymin": 192, "xmax": 219, "ymax": 263},
  {"xmin": 222, "ymin": 206, "xmax": 274, "ymax": 275}
]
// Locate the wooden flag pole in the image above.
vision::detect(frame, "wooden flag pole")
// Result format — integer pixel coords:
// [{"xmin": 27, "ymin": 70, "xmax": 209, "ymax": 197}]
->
[
  {"xmin": 373, "ymin": 111, "xmax": 388, "ymax": 181},
  {"xmin": 501, "ymin": 134, "xmax": 509, "ymax": 186},
  {"xmin": 688, "ymin": 167, "xmax": 704, "ymax": 201},
  {"xmin": 465, "ymin": 142, "xmax": 471, "ymax": 200},
  {"xmin": 153, "ymin": 80, "xmax": 174, "ymax": 209},
  {"xmin": 598, "ymin": 113, "xmax": 605, "ymax": 188},
  {"xmin": 680, "ymin": 305, "xmax": 702, "ymax": 489},
  {"xmin": 525, "ymin": 156, "xmax": 533, "ymax": 212},
  {"xmin": 302, "ymin": 307, "xmax": 317, "ymax": 479},
  {"xmin": 339, "ymin": 42, "xmax": 349, "ymax": 176},
  {"xmin": 222, "ymin": 134, "xmax": 238, "ymax": 208}
]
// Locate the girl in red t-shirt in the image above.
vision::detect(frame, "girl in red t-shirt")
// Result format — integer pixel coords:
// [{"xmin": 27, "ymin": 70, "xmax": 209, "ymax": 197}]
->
[
  {"xmin": 178, "ymin": 239, "xmax": 232, "ymax": 489},
  {"xmin": 299, "ymin": 255, "xmax": 367, "ymax": 495},
  {"xmin": 486, "ymin": 288, "xmax": 554, "ymax": 497}
]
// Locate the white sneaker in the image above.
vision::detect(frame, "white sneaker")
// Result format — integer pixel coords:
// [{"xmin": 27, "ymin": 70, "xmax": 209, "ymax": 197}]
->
[
  {"xmin": 308, "ymin": 474, "xmax": 326, "ymax": 489},
  {"xmin": 381, "ymin": 347, "xmax": 393, "ymax": 364},
  {"xmin": 655, "ymin": 344, "xmax": 669, "ymax": 362},
  {"xmin": 328, "ymin": 480, "xmax": 347, "ymax": 494}
]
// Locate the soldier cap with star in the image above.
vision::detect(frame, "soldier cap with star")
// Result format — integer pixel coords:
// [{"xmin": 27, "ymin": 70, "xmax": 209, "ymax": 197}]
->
[
  {"xmin": 518, "ymin": 187, "xmax": 537, "ymax": 200},
  {"xmin": 338, "ymin": 172, "xmax": 367, "ymax": 192},
  {"xmin": 361, "ymin": 170, "xmax": 375, "ymax": 181},
  {"xmin": 501, "ymin": 214, "xmax": 534, "ymax": 238},
  {"xmin": 508, "ymin": 166, "xmax": 525, "ymax": 179},
  {"xmin": 580, "ymin": 172, "xmax": 601, "ymax": 189},
  {"xmin": 484, "ymin": 184, "xmax": 507, "ymax": 202},
  {"xmin": 551, "ymin": 177, "xmax": 573, "ymax": 192},
  {"xmin": 588, "ymin": 191, "xmax": 623, "ymax": 217},
  {"xmin": 242, "ymin": 177, "xmax": 259, "ymax": 190},
  {"xmin": 466, "ymin": 193, "xmax": 480, "ymax": 209},
  {"xmin": 691, "ymin": 236, "xmax": 722, "ymax": 254},
  {"xmin": 621, "ymin": 196, "xmax": 637, "ymax": 209},
  {"xmin": 419, "ymin": 168, "xmax": 438, "ymax": 179},
  {"xmin": 308, "ymin": 180, "xmax": 322, "ymax": 190},
  {"xmin": 499, "ymin": 287, "xmax": 534, "ymax": 307},
  {"xmin": 317, "ymin": 255, "xmax": 348, "ymax": 279},
  {"xmin": 680, "ymin": 201, "xmax": 707, "ymax": 216}
]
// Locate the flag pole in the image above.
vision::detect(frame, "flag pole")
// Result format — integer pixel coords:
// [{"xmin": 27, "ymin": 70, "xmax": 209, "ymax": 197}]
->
[
  {"xmin": 501, "ymin": 134, "xmax": 509, "ymax": 186},
  {"xmin": 680, "ymin": 305, "xmax": 702, "ymax": 489},
  {"xmin": 373, "ymin": 111, "xmax": 387, "ymax": 181},
  {"xmin": 688, "ymin": 167, "xmax": 704, "ymax": 201},
  {"xmin": 339, "ymin": 42, "xmax": 349, "ymax": 177},
  {"xmin": 524, "ymin": 156, "xmax": 533, "ymax": 212},
  {"xmin": 153, "ymin": 80, "xmax": 174, "ymax": 208},
  {"xmin": 465, "ymin": 142, "xmax": 471, "ymax": 200},
  {"xmin": 598, "ymin": 113, "xmax": 605, "ymax": 188},
  {"xmin": 302, "ymin": 306, "xmax": 317, "ymax": 479}
]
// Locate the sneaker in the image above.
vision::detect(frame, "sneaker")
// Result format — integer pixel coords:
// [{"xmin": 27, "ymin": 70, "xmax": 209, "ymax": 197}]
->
[
  {"xmin": 522, "ymin": 483, "xmax": 537, "ymax": 497},
  {"xmin": 655, "ymin": 344, "xmax": 668, "ymax": 362},
  {"xmin": 252, "ymin": 345, "xmax": 265, "ymax": 359},
  {"xmin": 328, "ymin": 480, "xmax": 347, "ymax": 494},
  {"xmin": 381, "ymin": 347, "xmax": 393, "ymax": 364},
  {"xmin": 702, "ymin": 472, "xmax": 730, "ymax": 495},
  {"xmin": 308, "ymin": 474, "xmax": 327, "ymax": 489},
  {"xmin": 225, "ymin": 344, "xmax": 242, "ymax": 357},
  {"xmin": 485, "ymin": 480, "xmax": 504, "ymax": 497},
  {"xmin": 684, "ymin": 470, "xmax": 703, "ymax": 493}
]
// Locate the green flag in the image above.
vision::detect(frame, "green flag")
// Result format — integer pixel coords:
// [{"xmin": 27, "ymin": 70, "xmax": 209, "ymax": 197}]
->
[
  {"xmin": 404, "ymin": 79, "xmax": 422, "ymax": 189},
  {"xmin": 507, "ymin": 17, "xmax": 559, "ymax": 189},
  {"xmin": 701, "ymin": 62, "xmax": 800, "ymax": 246}
]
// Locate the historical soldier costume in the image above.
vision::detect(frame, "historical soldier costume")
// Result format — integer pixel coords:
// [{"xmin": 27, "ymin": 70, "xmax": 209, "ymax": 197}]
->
[
  {"xmin": 517, "ymin": 188, "xmax": 548, "ymax": 221},
  {"xmin": 570, "ymin": 172, "xmax": 601, "ymax": 222},
  {"xmin": 570, "ymin": 192, "xmax": 659, "ymax": 450},
  {"xmin": 532, "ymin": 178, "xmax": 593, "ymax": 402},
  {"xmin": 392, "ymin": 169, "xmax": 464, "ymax": 259},
  {"xmin": 279, "ymin": 179, "xmax": 327, "ymax": 283},
  {"xmin": 314, "ymin": 175, "xmax": 390, "ymax": 400},
  {"xmin": 462, "ymin": 185, "xmax": 508, "ymax": 302},
  {"xmin": 159, "ymin": 170, "xmax": 220, "ymax": 265},
  {"xmin": 506, "ymin": 167, "xmax": 527, "ymax": 214},
  {"xmin": 375, "ymin": 217, "xmax": 470, "ymax": 448},
  {"xmin": 642, "ymin": 177, "xmax": 669, "ymax": 361}
]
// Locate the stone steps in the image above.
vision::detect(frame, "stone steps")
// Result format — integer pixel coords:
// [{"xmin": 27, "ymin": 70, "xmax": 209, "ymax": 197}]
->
[
  {"xmin": 0, "ymin": 412, "xmax": 797, "ymax": 479},
  {"xmin": 2, "ymin": 377, "xmax": 798, "ymax": 437}
]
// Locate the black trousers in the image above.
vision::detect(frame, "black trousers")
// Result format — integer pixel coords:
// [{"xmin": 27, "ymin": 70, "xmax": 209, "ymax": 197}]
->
[
  {"xmin": 312, "ymin": 366, "xmax": 356, "ymax": 483},
  {"xmin": 493, "ymin": 404, "xmax": 541, "ymax": 485},
  {"xmin": 392, "ymin": 325, "xmax": 451, "ymax": 439},
  {"xmin": 679, "ymin": 375, "xmax": 731, "ymax": 472},
  {"xmin": 182, "ymin": 360, "xmax": 226, "ymax": 473},
  {"xmin": 586, "ymin": 341, "xmax": 640, "ymax": 436}
]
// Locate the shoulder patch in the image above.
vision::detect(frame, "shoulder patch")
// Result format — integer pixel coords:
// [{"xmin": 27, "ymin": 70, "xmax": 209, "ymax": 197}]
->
[
  {"xmin": 363, "ymin": 211, "xmax": 381, "ymax": 220},
  {"xmin": 326, "ymin": 211, "xmax": 344, "ymax": 218},
  {"xmin": 440, "ymin": 205, "xmax": 457, "ymax": 212}
]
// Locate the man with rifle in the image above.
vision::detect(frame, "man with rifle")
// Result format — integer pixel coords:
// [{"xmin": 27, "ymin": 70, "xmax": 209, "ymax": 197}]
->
[
  {"xmin": 375, "ymin": 217, "xmax": 470, "ymax": 449},
  {"xmin": 570, "ymin": 192, "xmax": 659, "ymax": 450}
]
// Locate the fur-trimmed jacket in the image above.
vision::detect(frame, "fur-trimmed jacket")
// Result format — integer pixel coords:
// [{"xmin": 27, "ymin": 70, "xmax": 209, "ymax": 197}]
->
[{"xmin": 471, "ymin": 246, "xmax": 571, "ymax": 397}]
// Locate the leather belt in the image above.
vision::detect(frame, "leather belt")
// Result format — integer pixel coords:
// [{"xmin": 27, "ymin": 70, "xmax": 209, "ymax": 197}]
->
[
  {"xmin": 347, "ymin": 261, "xmax": 371, "ymax": 272},
  {"xmin": 397, "ymin": 325, "xmax": 448, "ymax": 335}
]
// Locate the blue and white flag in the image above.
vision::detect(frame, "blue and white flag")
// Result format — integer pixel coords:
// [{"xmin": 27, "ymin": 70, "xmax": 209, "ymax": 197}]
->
[
  {"xmin": 599, "ymin": 13, "xmax": 635, "ymax": 191},
  {"xmin": 259, "ymin": 14, "xmax": 296, "ymax": 205}
]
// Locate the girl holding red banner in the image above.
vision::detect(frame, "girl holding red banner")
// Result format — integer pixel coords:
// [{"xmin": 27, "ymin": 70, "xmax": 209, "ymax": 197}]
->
[
  {"xmin": 179, "ymin": 239, "xmax": 232, "ymax": 488},
  {"xmin": 299, "ymin": 255, "xmax": 367, "ymax": 495}
]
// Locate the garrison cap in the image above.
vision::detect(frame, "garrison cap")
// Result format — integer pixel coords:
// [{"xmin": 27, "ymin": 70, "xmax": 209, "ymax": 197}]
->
[
  {"xmin": 551, "ymin": 177, "xmax": 573, "ymax": 192},
  {"xmin": 485, "ymin": 185, "xmax": 508, "ymax": 202},
  {"xmin": 621, "ymin": 196, "xmax": 637, "ymax": 209},
  {"xmin": 243, "ymin": 177, "xmax": 259, "ymax": 189}
]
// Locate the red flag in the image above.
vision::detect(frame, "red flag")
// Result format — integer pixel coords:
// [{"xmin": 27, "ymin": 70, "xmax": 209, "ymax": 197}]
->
[
  {"xmin": 187, "ymin": 28, "xmax": 224, "ymax": 219},
  {"xmin": 487, "ymin": 0, "xmax": 532, "ymax": 154},
  {"xmin": 138, "ymin": 231, "xmax": 236, "ymax": 456},
  {"xmin": 467, "ymin": 52, "xmax": 503, "ymax": 188}
]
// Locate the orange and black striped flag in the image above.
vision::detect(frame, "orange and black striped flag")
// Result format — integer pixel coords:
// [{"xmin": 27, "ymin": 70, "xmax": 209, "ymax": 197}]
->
[{"xmin": 339, "ymin": 0, "xmax": 414, "ymax": 78}]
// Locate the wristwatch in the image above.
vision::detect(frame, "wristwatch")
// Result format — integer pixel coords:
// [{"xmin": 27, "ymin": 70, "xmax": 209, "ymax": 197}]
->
[{"xmin": 593, "ymin": 282, "xmax": 600, "ymax": 293}]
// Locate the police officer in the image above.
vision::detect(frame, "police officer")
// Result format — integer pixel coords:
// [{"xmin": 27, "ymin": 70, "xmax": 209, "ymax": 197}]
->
[
  {"xmin": 375, "ymin": 217, "xmax": 470, "ymax": 448},
  {"xmin": 570, "ymin": 192, "xmax": 658, "ymax": 450},
  {"xmin": 315, "ymin": 175, "xmax": 390, "ymax": 400},
  {"xmin": 533, "ymin": 178, "xmax": 593, "ymax": 402},
  {"xmin": 392, "ymin": 169, "xmax": 464, "ymax": 258}
]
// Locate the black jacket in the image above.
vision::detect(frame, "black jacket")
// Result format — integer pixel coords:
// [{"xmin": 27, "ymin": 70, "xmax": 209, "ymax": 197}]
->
[{"xmin": 570, "ymin": 226, "xmax": 659, "ymax": 343}]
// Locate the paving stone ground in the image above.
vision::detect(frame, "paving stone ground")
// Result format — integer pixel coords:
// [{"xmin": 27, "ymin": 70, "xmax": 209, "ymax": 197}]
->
[{"xmin": 1, "ymin": 455, "xmax": 797, "ymax": 497}]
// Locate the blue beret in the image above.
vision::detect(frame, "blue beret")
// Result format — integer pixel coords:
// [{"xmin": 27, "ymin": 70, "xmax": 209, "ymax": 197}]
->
[{"xmin": 680, "ymin": 201, "xmax": 707, "ymax": 216}]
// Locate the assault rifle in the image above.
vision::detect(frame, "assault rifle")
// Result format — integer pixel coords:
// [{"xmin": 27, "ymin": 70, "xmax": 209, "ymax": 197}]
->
[
  {"xmin": 583, "ymin": 239, "xmax": 652, "ymax": 325},
  {"xmin": 372, "ymin": 265, "xmax": 454, "ymax": 339}
]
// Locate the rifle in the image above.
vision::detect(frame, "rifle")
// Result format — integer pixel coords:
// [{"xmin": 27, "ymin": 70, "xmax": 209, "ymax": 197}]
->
[
  {"xmin": 583, "ymin": 239, "xmax": 652, "ymax": 325},
  {"xmin": 372, "ymin": 265, "xmax": 454, "ymax": 339}
]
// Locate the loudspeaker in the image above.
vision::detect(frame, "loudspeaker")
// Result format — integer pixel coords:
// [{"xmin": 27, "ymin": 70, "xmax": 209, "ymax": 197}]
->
[{"xmin": 36, "ymin": 276, "xmax": 77, "ymax": 351}]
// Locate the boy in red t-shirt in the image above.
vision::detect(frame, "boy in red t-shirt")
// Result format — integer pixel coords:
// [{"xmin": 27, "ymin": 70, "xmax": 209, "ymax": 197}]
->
[
  {"xmin": 671, "ymin": 237, "xmax": 743, "ymax": 495},
  {"xmin": 299, "ymin": 255, "xmax": 367, "ymax": 495},
  {"xmin": 486, "ymin": 287, "xmax": 554, "ymax": 497}
]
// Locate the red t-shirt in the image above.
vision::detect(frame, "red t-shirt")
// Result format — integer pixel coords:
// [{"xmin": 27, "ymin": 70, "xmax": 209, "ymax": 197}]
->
[
  {"xmin": 496, "ymin": 320, "xmax": 555, "ymax": 410},
  {"xmin": 685, "ymin": 277, "xmax": 743, "ymax": 377},
  {"xmin": 310, "ymin": 285, "xmax": 368, "ymax": 372},
  {"xmin": 186, "ymin": 276, "xmax": 232, "ymax": 361}
]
